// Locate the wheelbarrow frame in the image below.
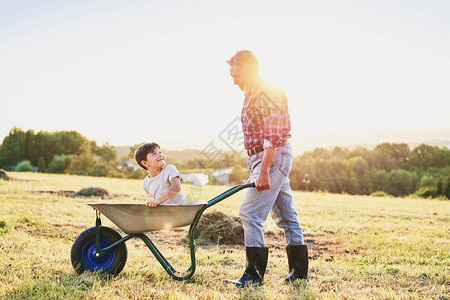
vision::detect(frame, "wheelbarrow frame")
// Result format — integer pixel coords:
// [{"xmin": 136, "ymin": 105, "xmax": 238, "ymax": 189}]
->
[{"xmin": 90, "ymin": 183, "xmax": 255, "ymax": 280}]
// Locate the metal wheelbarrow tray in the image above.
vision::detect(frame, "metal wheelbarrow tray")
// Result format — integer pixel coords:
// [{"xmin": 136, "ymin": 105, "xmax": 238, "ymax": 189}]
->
[{"xmin": 70, "ymin": 183, "xmax": 254, "ymax": 280}]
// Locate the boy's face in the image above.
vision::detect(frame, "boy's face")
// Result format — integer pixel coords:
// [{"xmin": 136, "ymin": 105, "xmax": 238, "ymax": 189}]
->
[{"xmin": 141, "ymin": 147, "xmax": 165, "ymax": 171}]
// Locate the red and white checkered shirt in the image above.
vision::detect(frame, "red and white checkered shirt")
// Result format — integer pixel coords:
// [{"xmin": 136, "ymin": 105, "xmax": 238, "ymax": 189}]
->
[{"xmin": 241, "ymin": 79, "xmax": 291, "ymax": 150}]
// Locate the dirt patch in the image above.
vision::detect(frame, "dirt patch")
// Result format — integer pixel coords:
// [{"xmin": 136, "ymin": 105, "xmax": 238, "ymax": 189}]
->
[
  {"xmin": 305, "ymin": 234, "xmax": 363, "ymax": 261},
  {"xmin": 32, "ymin": 190, "xmax": 76, "ymax": 197},
  {"xmin": 32, "ymin": 187, "xmax": 110, "ymax": 198},
  {"xmin": 31, "ymin": 189, "xmax": 133, "ymax": 199},
  {"xmin": 177, "ymin": 211, "xmax": 362, "ymax": 260},
  {"xmin": 192, "ymin": 211, "xmax": 244, "ymax": 245},
  {"xmin": 163, "ymin": 227, "xmax": 360, "ymax": 263},
  {"xmin": 139, "ymin": 228, "xmax": 189, "ymax": 248},
  {"xmin": 15, "ymin": 223, "xmax": 88, "ymax": 240}
]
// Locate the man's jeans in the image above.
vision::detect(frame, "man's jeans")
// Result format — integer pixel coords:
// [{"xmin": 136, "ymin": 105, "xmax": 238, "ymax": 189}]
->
[{"xmin": 239, "ymin": 143, "xmax": 304, "ymax": 247}]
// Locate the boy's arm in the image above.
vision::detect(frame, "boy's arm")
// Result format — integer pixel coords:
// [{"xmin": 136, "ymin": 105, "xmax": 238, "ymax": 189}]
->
[{"xmin": 146, "ymin": 177, "xmax": 182, "ymax": 207}]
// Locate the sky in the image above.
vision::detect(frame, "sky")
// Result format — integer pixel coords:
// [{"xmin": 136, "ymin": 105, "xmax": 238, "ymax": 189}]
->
[{"xmin": 1, "ymin": 0, "xmax": 449, "ymax": 152}]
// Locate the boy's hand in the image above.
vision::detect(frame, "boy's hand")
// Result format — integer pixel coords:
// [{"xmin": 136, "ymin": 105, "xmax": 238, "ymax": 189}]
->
[{"xmin": 146, "ymin": 199, "xmax": 160, "ymax": 208}]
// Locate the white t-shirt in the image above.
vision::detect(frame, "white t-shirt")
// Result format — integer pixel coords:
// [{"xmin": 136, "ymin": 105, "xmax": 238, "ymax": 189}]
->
[{"xmin": 142, "ymin": 164, "xmax": 186, "ymax": 205}]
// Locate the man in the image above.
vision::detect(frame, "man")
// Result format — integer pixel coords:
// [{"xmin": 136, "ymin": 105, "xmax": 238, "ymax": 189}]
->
[{"xmin": 225, "ymin": 50, "xmax": 308, "ymax": 287}]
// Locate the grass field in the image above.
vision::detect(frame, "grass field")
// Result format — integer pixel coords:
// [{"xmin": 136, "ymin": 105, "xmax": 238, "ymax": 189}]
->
[{"xmin": 0, "ymin": 172, "xmax": 449, "ymax": 299}]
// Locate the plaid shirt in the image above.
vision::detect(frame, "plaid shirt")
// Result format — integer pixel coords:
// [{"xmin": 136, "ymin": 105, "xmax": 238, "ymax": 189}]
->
[{"xmin": 241, "ymin": 79, "xmax": 291, "ymax": 150}]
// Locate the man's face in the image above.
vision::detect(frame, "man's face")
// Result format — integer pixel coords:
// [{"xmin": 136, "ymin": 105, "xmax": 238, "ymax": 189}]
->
[{"xmin": 230, "ymin": 65, "xmax": 251, "ymax": 91}]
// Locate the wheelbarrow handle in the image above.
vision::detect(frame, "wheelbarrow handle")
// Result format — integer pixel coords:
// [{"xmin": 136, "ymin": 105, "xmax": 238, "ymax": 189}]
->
[{"xmin": 206, "ymin": 182, "xmax": 255, "ymax": 208}]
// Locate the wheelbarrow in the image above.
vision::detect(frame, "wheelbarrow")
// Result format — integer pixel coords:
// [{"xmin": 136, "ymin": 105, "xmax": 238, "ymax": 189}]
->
[{"xmin": 71, "ymin": 183, "xmax": 255, "ymax": 280}]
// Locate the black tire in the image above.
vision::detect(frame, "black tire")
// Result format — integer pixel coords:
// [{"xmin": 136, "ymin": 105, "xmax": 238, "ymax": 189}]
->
[{"xmin": 71, "ymin": 226, "xmax": 127, "ymax": 276}]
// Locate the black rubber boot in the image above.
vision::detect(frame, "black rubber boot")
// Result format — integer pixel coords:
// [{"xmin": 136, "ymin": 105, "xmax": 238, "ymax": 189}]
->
[
  {"xmin": 284, "ymin": 245, "xmax": 308, "ymax": 282},
  {"xmin": 225, "ymin": 247, "xmax": 269, "ymax": 287}
]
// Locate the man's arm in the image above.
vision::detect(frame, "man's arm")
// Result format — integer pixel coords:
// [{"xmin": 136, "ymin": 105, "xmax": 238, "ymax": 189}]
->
[{"xmin": 255, "ymin": 147, "xmax": 276, "ymax": 191}]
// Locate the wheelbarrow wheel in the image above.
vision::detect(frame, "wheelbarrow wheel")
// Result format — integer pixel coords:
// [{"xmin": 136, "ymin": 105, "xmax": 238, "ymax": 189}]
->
[{"xmin": 71, "ymin": 226, "xmax": 127, "ymax": 276}]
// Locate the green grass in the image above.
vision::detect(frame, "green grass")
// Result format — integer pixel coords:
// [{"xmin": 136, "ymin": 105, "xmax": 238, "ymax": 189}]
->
[{"xmin": 1, "ymin": 172, "xmax": 449, "ymax": 299}]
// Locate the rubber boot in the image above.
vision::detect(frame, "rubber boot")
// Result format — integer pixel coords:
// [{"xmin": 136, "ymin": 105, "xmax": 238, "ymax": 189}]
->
[
  {"xmin": 284, "ymin": 245, "xmax": 308, "ymax": 282},
  {"xmin": 225, "ymin": 247, "xmax": 269, "ymax": 287}
]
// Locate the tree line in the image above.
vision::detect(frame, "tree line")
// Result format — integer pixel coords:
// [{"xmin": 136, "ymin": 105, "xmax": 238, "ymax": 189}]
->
[
  {"xmin": 0, "ymin": 127, "xmax": 142, "ymax": 178},
  {"xmin": 289, "ymin": 143, "xmax": 450, "ymax": 199},
  {"xmin": 1, "ymin": 128, "xmax": 449, "ymax": 199}
]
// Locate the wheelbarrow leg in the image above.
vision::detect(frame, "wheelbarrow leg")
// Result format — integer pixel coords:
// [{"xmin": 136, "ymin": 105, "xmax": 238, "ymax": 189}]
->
[
  {"xmin": 140, "ymin": 209, "xmax": 205, "ymax": 280},
  {"xmin": 136, "ymin": 234, "xmax": 178, "ymax": 273},
  {"xmin": 95, "ymin": 211, "xmax": 101, "ymax": 255},
  {"xmin": 135, "ymin": 233, "xmax": 197, "ymax": 281}
]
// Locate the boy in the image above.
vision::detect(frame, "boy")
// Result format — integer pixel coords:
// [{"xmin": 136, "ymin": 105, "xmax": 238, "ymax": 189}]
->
[{"xmin": 134, "ymin": 142, "xmax": 186, "ymax": 207}]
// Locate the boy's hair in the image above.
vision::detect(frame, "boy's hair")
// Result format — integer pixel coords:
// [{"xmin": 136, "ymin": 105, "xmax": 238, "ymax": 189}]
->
[{"xmin": 134, "ymin": 142, "xmax": 160, "ymax": 170}]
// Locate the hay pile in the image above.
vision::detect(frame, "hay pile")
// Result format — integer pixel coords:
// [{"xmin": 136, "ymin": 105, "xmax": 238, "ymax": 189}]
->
[
  {"xmin": 0, "ymin": 169, "xmax": 10, "ymax": 181},
  {"xmin": 193, "ymin": 211, "xmax": 244, "ymax": 245},
  {"xmin": 71, "ymin": 187, "xmax": 109, "ymax": 198}
]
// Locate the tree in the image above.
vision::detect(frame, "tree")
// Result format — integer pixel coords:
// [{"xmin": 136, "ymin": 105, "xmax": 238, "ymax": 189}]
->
[
  {"xmin": 371, "ymin": 169, "xmax": 389, "ymax": 193},
  {"xmin": 55, "ymin": 131, "xmax": 89, "ymax": 156},
  {"xmin": 346, "ymin": 171, "xmax": 360, "ymax": 195},
  {"xmin": 347, "ymin": 156, "xmax": 369, "ymax": 177},
  {"xmin": 419, "ymin": 174, "xmax": 434, "ymax": 188},
  {"xmin": 47, "ymin": 155, "xmax": 70, "ymax": 174},
  {"xmin": 434, "ymin": 174, "xmax": 444, "ymax": 196},
  {"xmin": 410, "ymin": 171, "xmax": 420, "ymax": 192},
  {"xmin": 350, "ymin": 147, "xmax": 370, "ymax": 160},
  {"xmin": 444, "ymin": 176, "xmax": 450, "ymax": 199},
  {"xmin": 331, "ymin": 146, "xmax": 350, "ymax": 160},
  {"xmin": 369, "ymin": 150, "xmax": 394, "ymax": 171},
  {"xmin": 410, "ymin": 144, "xmax": 436, "ymax": 170},
  {"xmin": 222, "ymin": 152, "xmax": 237, "ymax": 168},
  {"xmin": 38, "ymin": 157, "xmax": 46, "ymax": 173},
  {"xmin": 311, "ymin": 148, "xmax": 330, "ymax": 159},
  {"xmin": 375, "ymin": 143, "xmax": 410, "ymax": 169},
  {"xmin": 0, "ymin": 127, "xmax": 27, "ymax": 166},
  {"xmin": 33, "ymin": 131, "xmax": 52, "ymax": 165},
  {"xmin": 16, "ymin": 160, "xmax": 33, "ymax": 172},
  {"xmin": 129, "ymin": 143, "xmax": 145, "ymax": 159},
  {"xmin": 347, "ymin": 156, "xmax": 371, "ymax": 194},
  {"xmin": 228, "ymin": 164, "xmax": 247, "ymax": 185},
  {"xmin": 389, "ymin": 169, "xmax": 412, "ymax": 197},
  {"xmin": 24, "ymin": 129, "xmax": 37, "ymax": 164},
  {"xmin": 92, "ymin": 142, "xmax": 117, "ymax": 162},
  {"xmin": 68, "ymin": 154, "xmax": 96, "ymax": 175},
  {"xmin": 433, "ymin": 148, "xmax": 450, "ymax": 168}
]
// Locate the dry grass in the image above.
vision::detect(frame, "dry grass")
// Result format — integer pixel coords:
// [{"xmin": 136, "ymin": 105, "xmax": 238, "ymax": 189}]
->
[{"xmin": 0, "ymin": 172, "xmax": 449, "ymax": 299}]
